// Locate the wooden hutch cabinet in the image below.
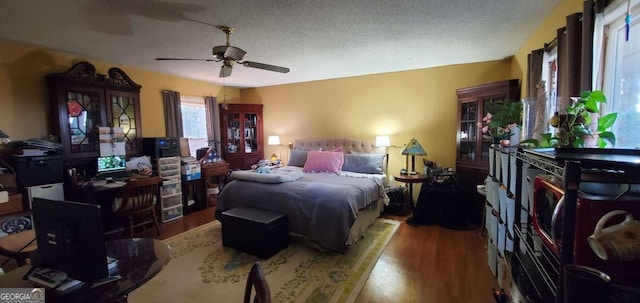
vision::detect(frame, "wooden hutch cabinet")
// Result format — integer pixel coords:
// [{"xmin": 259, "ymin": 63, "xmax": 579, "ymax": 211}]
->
[
  {"xmin": 455, "ymin": 79, "xmax": 520, "ymax": 223},
  {"xmin": 46, "ymin": 62, "xmax": 143, "ymax": 162},
  {"xmin": 220, "ymin": 104, "xmax": 264, "ymax": 170}
]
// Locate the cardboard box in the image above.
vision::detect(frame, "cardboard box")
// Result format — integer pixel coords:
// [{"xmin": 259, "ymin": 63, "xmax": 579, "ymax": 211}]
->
[{"xmin": 181, "ymin": 163, "xmax": 201, "ymax": 181}]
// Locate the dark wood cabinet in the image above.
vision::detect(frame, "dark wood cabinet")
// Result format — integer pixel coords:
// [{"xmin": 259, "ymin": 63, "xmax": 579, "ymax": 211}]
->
[
  {"xmin": 46, "ymin": 62, "xmax": 143, "ymax": 161},
  {"xmin": 455, "ymin": 79, "xmax": 520, "ymax": 223},
  {"xmin": 220, "ymin": 104, "xmax": 263, "ymax": 170}
]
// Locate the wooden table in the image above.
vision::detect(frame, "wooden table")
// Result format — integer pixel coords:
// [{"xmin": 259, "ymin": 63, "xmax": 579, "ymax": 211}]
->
[
  {"xmin": 393, "ymin": 174, "xmax": 428, "ymax": 209},
  {"xmin": 0, "ymin": 238, "xmax": 171, "ymax": 303}
]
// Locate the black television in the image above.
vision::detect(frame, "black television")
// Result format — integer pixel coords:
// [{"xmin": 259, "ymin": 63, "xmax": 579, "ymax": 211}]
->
[{"xmin": 31, "ymin": 198, "xmax": 108, "ymax": 283}]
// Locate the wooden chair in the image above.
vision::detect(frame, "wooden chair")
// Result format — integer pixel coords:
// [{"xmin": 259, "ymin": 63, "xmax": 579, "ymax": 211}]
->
[
  {"xmin": 244, "ymin": 262, "xmax": 271, "ymax": 303},
  {"xmin": 0, "ymin": 229, "xmax": 37, "ymax": 268},
  {"xmin": 112, "ymin": 177, "xmax": 162, "ymax": 238}
]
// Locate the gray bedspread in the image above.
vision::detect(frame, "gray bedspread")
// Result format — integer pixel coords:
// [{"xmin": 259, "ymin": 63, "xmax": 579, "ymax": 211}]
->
[{"xmin": 217, "ymin": 171, "xmax": 385, "ymax": 252}]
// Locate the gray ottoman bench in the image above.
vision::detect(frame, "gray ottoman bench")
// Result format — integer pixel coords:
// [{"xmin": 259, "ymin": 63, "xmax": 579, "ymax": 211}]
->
[{"xmin": 219, "ymin": 207, "xmax": 288, "ymax": 259}]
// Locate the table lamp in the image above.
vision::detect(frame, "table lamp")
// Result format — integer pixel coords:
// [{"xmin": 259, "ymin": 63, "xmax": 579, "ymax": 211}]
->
[
  {"xmin": 401, "ymin": 138, "xmax": 427, "ymax": 175},
  {"xmin": 267, "ymin": 135, "xmax": 282, "ymax": 162}
]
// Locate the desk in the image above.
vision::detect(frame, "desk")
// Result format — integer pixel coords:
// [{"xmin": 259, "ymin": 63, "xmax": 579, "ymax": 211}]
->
[
  {"xmin": 393, "ymin": 174, "xmax": 428, "ymax": 209},
  {"xmin": 65, "ymin": 182, "xmax": 125, "ymax": 234},
  {"xmin": 0, "ymin": 238, "xmax": 170, "ymax": 303}
]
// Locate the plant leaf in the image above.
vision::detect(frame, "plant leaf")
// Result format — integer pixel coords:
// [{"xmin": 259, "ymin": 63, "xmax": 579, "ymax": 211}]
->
[
  {"xmin": 597, "ymin": 113, "xmax": 617, "ymax": 131},
  {"xmin": 519, "ymin": 139, "xmax": 539, "ymax": 148},
  {"xmin": 580, "ymin": 91, "xmax": 591, "ymax": 99},
  {"xmin": 571, "ymin": 125, "xmax": 591, "ymax": 135},
  {"xmin": 590, "ymin": 90, "xmax": 607, "ymax": 103},
  {"xmin": 584, "ymin": 99, "xmax": 598, "ymax": 113},
  {"xmin": 596, "ymin": 137, "xmax": 607, "ymax": 148},
  {"xmin": 573, "ymin": 137, "xmax": 584, "ymax": 148},
  {"xmin": 598, "ymin": 131, "xmax": 616, "ymax": 146}
]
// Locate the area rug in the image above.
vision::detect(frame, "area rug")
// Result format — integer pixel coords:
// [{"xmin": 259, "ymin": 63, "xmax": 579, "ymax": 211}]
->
[{"xmin": 128, "ymin": 218, "xmax": 399, "ymax": 303}]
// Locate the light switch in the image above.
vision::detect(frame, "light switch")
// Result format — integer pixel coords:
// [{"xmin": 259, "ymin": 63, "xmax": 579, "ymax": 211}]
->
[{"xmin": 0, "ymin": 191, "xmax": 8, "ymax": 203}]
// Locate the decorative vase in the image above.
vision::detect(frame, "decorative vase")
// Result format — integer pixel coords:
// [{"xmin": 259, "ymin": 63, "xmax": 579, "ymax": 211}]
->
[{"xmin": 500, "ymin": 139, "xmax": 510, "ymax": 147}]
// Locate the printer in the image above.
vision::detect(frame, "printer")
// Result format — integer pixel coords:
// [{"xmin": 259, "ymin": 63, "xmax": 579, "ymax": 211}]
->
[{"xmin": 142, "ymin": 137, "xmax": 180, "ymax": 158}]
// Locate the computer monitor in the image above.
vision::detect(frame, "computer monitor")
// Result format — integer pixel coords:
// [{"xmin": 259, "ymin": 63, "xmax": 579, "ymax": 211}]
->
[
  {"xmin": 31, "ymin": 198, "xmax": 108, "ymax": 283},
  {"xmin": 97, "ymin": 155, "xmax": 126, "ymax": 173}
]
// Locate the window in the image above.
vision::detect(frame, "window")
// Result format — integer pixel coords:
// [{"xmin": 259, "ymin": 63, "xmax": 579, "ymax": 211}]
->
[
  {"xmin": 600, "ymin": 0, "xmax": 640, "ymax": 148},
  {"xmin": 180, "ymin": 95, "xmax": 208, "ymax": 157}
]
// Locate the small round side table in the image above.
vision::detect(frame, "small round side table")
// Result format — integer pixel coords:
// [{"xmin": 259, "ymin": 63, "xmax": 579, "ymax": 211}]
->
[{"xmin": 393, "ymin": 174, "xmax": 428, "ymax": 209}]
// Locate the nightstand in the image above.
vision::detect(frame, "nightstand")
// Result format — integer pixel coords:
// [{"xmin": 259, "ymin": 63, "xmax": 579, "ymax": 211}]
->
[{"xmin": 393, "ymin": 174, "xmax": 428, "ymax": 209}]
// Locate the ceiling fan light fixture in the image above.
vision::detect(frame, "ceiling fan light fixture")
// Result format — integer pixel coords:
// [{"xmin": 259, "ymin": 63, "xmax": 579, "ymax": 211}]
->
[
  {"xmin": 220, "ymin": 62, "xmax": 233, "ymax": 78},
  {"xmin": 161, "ymin": 25, "xmax": 288, "ymax": 78},
  {"xmin": 224, "ymin": 46, "xmax": 246, "ymax": 61}
]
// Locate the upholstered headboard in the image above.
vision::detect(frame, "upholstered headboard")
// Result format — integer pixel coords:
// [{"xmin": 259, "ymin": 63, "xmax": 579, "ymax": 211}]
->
[{"xmin": 292, "ymin": 138, "xmax": 385, "ymax": 154}]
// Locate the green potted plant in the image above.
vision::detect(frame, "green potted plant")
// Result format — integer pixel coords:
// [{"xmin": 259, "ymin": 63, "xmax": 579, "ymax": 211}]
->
[
  {"xmin": 478, "ymin": 100, "xmax": 522, "ymax": 146},
  {"xmin": 521, "ymin": 90, "xmax": 617, "ymax": 148}
]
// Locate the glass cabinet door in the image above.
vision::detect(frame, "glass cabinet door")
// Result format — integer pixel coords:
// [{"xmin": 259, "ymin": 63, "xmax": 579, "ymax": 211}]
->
[
  {"xmin": 480, "ymin": 98, "xmax": 494, "ymax": 163},
  {"xmin": 243, "ymin": 113, "xmax": 259, "ymax": 153},
  {"xmin": 226, "ymin": 113, "xmax": 241, "ymax": 154},
  {"xmin": 110, "ymin": 94, "xmax": 138, "ymax": 153},
  {"xmin": 458, "ymin": 101, "xmax": 477, "ymax": 161},
  {"xmin": 66, "ymin": 90, "xmax": 102, "ymax": 154}
]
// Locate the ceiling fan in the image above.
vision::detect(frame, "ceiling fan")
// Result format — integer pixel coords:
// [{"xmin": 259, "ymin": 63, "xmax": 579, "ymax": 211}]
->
[{"xmin": 156, "ymin": 25, "xmax": 290, "ymax": 78}]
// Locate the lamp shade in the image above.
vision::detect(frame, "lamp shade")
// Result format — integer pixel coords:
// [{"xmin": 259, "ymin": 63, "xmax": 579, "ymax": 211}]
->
[
  {"xmin": 375, "ymin": 135, "xmax": 391, "ymax": 147},
  {"xmin": 267, "ymin": 135, "xmax": 281, "ymax": 145},
  {"xmin": 401, "ymin": 138, "xmax": 427, "ymax": 156}
]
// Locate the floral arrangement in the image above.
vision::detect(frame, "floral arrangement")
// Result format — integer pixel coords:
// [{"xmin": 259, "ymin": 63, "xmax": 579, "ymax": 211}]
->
[{"xmin": 477, "ymin": 100, "xmax": 522, "ymax": 142}]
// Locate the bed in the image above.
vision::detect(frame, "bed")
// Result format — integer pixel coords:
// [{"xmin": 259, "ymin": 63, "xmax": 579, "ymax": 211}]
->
[{"xmin": 216, "ymin": 138, "xmax": 388, "ymax": 253}]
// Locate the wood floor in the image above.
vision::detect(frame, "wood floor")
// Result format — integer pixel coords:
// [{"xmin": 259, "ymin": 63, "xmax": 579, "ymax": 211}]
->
[{"xmin": 137, "ymin": 206, "xmax": 501, "ymax": 303}]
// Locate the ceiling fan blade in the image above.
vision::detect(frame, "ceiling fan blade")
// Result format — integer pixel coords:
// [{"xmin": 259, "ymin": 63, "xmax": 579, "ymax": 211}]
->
[
  {"xmin": 156, "ymin": 58, "xmax": 216, "ymax": 62},
  {"xmin": 220, "ymin": 64, "xmax": 233, "ymax": 78},
  {"xmin": 242, "ymin": 61, "xmax": 290, "ymax": 73}
]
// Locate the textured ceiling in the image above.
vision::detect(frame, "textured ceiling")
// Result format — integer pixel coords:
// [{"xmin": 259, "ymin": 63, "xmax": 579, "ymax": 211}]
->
[{"xmin": 0, "ymin": 0, "xmax": 560, "ymax": 88}]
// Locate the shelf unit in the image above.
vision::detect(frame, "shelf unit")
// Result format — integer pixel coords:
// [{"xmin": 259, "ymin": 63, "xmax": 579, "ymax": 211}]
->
[
  {"xmin": 220, "ymin": 104, "xmax": 264, "ymax": 170},
  {"xmin": 511, "ymin": 148, "xmax": 640, "ymax": 303},
  {"xmin": 46, "ymin": 61, "xmax": 143, "ymax": 162},
  {"xmin": 152, "ymin": 156, "xmax": 183, "ymax": 222},
  {"xmin": 456, "ymin": 79, "xmax": 520, "ymax": 224},
  {"xmin": 486, "ymin": 145, "xmax": 526, "ymax": 302}
]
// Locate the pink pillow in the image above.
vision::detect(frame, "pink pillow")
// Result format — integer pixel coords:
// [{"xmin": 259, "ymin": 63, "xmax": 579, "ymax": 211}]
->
[{"xmin": 303, "ymin": 151, "xmax": 344, "ymax": 173}]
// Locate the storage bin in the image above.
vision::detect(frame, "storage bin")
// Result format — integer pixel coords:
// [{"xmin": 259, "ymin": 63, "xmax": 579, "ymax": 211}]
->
[
  {"xmin": 181, "ymin": 163, "xmax": 201, "ymax": 181},
  {"xmin": 159, "ymin": 162, "xmax": 180, "ymax": 171},
  {"xmin": 487, "ymin": 238, "xmax": 498, "ymax": 277},
  {"xmin": 161, "ymin": 205, "xmax": 183, "ymax": 222},
  {"xmin": 26, "ymin": 182, "xmax": 64, "ymax": 209},
  {"xmin": 161, "ymin": 193, "xmax": 182, "ymax": 208},
  {"xmin": 156, "ymin": 156, "xmax": 180, "ymax": 166},
  {"xmin": 498, "ymin": 185, "xmax": 508, "ymax": 223},
  {"xmin": 161, "ymin": 179, "xmax": 182, "ymax": 196},
  {"xmin": 485, "ymin": 204, "xmax": 499, "ymax": 242},
  {"xmin": 500, "ymin": 152, "xmax": 509, "ymax": 188},
  {"xmin": 159, "ymin": 168, "xmax": 180, "ymax": 179},
  {"xmin": 486, "ymin": 178, "xmax": 499, "ymax": 208}
]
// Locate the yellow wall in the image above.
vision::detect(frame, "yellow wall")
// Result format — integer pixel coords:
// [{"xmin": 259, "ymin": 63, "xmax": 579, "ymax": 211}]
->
[
  {"xmin": 242, "ymin": 59, "xmax": 513, "ymax": 176},
  {"xmin": 510, "ymin": 0, "xmax": 585, "ymax": 97},
  {"xmin": 0, "ymin": 39, "xmax": 240, "ymax": 140},
  {"xmin": 1, "ymin": 0, "xmax": 580, "ymax": 176}
]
